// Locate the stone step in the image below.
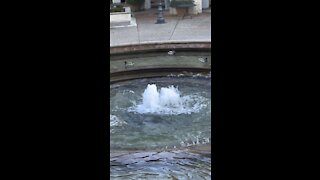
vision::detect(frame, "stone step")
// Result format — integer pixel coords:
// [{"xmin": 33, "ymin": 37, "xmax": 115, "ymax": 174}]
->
[{"xmin": 110, "ymin": 21, "xmax": 131, "ymax": 27}]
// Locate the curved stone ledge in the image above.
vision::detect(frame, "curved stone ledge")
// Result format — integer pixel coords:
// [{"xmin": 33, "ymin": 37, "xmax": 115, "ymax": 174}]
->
[
  {"xmin": 110, "ymin": 43, "xmax": 211, "ymax": 82},
  {"xmin": 110, "ymin": 41, "xmax": 211, "ymax": 54},
  {"xmin": 110, "ymin": 67, "xmax": 211, "ymax": 83}
]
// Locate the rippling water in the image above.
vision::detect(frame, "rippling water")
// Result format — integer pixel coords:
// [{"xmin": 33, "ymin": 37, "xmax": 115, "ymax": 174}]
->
[
  {"xmin": 110, "ymin": 150, "xmax": 211, "ymax": 179},
  {"xmin": 110, "ymin": 76, "xmax": 211, "ymax": 179}
]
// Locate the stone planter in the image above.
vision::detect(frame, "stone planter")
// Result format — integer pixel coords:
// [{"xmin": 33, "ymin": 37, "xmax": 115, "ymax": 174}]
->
[
  {"xmin": 169, "ymin": 7, "xmax": 178, "ymax": 15},
  {"xmin": 169, "ymin": 7, "xmax": 192, "ymax": 15},
  {"xmin": 169, "ymin": 0, "xmax": 202, "ymax": 15},
  {"xmin": 110, "ymin": 7, "xmax": 132, "ymax": 26}
]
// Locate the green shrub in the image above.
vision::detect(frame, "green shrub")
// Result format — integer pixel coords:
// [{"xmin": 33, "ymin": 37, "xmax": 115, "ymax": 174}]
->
[
  {"xmin": 170, "ymin": 0, "xmax": 195, "ymax": 7},
  {"xmin": 110, "ymin": 4, "xmax": 125, "ymax": 13},
  {"xmin": 126, "ymin": 0, "xmax": 145, "ymax": 5}
]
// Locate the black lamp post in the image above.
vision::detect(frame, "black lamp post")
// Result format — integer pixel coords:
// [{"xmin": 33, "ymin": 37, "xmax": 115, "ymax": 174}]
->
[{"xmin": 156, "ymin": 0, "xmax": 165, "ymax": 24}]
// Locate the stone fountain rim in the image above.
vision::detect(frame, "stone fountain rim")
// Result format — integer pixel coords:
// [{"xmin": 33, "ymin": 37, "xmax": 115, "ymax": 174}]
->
[
  {"xmin": 110, "ymin": 67, "xmax": 211, "ymax": 83},
  {"xmin": 110, "ymin": 41, "xmax": 211, "ymax": 55},
  {"xmin": 110, "ymin": 42, "xmax": 211, "ymax": 83}
]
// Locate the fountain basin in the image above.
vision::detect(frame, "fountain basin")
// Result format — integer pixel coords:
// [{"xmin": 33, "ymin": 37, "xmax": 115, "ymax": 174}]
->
[
  {"xmin": 110, "ymin": 45, "xmax": 212, "ymax": 179},
  {"xmin": 110, "ymin": 77, "xmax": 211, "ymax": 151}
]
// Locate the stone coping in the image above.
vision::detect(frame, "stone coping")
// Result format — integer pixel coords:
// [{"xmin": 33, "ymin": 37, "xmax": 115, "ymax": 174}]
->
[
  {"xmin": 110, "ymin": 67, "xmax": 211, "ymax": 83},
  {"xmin": 110, "ymin": 41, "xmax": 211, "ymax": 54},
  {"xmin": 110, "ymin": 42, "xmax": 211, "ymax": 82},
  {"xmin": 110, "ymin": 11, "xmax": 131, "ymax": 15}
]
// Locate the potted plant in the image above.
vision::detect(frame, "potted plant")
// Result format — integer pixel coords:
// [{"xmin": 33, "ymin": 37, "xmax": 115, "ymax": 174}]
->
[{"xmin": 125, "ymin": 0, "xmax": 145, "ymax": 12}]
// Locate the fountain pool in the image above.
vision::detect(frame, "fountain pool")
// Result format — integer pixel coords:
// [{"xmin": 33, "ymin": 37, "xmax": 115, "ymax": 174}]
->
[
  {"xmin": 110, "ymin": 49, "xmax": 212, "ymax": 179},
  {"xmin": 110, "ymin": 77, "xmax": 211, "ymax": 150},
  {"xmin": 110, "ymin": 77, "xmax": 211, "ymax": 179}
]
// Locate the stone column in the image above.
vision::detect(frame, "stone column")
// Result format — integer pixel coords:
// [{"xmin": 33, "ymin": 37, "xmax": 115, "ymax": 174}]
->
[
  {"xmin": 202, "ymin": 0, "xmax": 209, "ymax": 9},
  {"xmin": 192, "ymin": 0, "xmax": 202, "ymax": 14},
  {"xmin": 144, "ymin": 0, "xmax": 151, "ymax": 9},
  {"xmin": 165, "ymin": 0, "xmax": 170, "ymax": 10}
]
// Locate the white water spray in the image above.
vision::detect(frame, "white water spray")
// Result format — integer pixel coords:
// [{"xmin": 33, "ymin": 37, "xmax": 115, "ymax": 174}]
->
[
  {"xmin": 110, "ymin": 115, "xmax": 127, "ymax": 127},
  {"xmin": 129, "ymin": 84, "xmax": 207, "ymax": 115}
]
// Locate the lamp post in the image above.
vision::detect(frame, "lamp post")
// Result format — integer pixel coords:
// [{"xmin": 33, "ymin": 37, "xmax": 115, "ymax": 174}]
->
[{"xmin": 156, "ymin": 0, "xmax": 165, "ymax": 24}]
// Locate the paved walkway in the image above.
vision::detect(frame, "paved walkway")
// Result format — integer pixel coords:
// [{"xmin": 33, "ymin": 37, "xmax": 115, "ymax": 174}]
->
[{"xmin": 110, "ymin": 8, "xmax": 211, "ymax": 47}]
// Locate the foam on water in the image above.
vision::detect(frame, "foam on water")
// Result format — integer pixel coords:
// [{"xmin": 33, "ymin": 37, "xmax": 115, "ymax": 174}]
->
[
  {"xmin": 128, "ymin": 84, "xmax": 207, "ymax": 115},
  {"xmin": 110, "ymin": 115, "xmax": 127, "ymax": 127}
]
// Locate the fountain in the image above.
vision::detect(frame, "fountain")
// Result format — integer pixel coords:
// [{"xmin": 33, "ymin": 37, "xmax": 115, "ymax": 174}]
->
[
  {"xmin": 110, "ymin": 47, "xmax": 211, "ymax": 179},
  {"xmin": 131, "ymin": 84, "xmax": 206, "ymax": 115}
]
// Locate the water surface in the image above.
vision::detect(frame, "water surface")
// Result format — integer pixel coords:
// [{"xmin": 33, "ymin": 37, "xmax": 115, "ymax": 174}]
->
[{"xmin": 110, "ymin": 76, "xmax": 212, "ymax": 179}]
